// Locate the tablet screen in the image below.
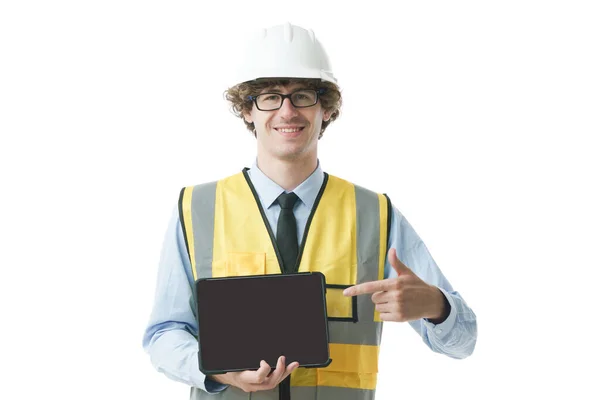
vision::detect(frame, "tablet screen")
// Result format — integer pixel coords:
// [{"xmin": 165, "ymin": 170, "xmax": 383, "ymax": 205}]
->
[{"xmin": 196, "ymin": 272, "xmax": 331, "ymax": 374}]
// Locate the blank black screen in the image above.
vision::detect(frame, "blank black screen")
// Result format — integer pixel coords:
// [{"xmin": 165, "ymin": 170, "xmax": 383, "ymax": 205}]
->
[{"xmin": 196, "ymin": 273, "xmax": 329, "ymax": 374}]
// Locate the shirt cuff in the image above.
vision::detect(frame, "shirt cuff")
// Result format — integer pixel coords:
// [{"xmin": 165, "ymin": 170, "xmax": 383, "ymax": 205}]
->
[
  {"xmin": 204, "ymin": 376, "xmax": 229, "ymax": 393},
  {"xmin": 423, "ymin": 287, "xmax": 457, "ymax": 340}
]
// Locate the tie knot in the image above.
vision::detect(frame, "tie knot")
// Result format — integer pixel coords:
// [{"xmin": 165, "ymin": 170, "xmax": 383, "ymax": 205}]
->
[{"xmin": 277, "ymin": 192, "xmax": 299, "ymax": 210}]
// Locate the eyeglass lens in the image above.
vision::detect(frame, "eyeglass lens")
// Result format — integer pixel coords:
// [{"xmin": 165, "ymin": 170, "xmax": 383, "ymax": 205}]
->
[{"xmin": 256, "ymin": 90, "xmax": 318, "ymax": 110}]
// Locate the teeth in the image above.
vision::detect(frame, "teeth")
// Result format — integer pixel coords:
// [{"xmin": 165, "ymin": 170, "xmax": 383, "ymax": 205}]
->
[{"xmin": 278, "ymin": 128, "xmax": 302, "ymax": 133}]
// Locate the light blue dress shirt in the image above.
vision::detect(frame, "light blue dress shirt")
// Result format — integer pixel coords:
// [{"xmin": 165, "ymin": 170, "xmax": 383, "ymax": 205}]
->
[{"xmin": 142, "ymin": 161, "xmax": 477, "ymax": 393}]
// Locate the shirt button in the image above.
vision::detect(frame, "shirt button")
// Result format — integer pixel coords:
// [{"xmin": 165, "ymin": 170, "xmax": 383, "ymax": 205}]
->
[{"xmin": 436, "ymin": 329, "xmax": 443, "ymax": 334}]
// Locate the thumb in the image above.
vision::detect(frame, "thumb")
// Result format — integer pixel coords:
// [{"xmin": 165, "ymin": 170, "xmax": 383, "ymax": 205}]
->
[{"xmin": 388, "ymin": 248, "xmax": 413, "ymax": 276}]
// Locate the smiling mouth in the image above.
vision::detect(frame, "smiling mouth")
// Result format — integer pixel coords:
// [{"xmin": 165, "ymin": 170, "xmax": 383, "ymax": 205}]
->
[{"xmin": 274, "ymin": 127, "xmax": 305, "ymax": 133}]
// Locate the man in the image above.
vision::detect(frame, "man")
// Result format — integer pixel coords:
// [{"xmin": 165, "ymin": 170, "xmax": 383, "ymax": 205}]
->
[{"xmin": 143, "ymin": 22, "xmax": 477, "ymax": 400}]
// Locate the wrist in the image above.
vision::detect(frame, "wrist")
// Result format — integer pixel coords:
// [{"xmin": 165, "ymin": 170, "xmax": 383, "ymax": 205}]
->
[
  {"xmin": 209, "ymin": 374, "xmax": 229, "ymax": 385},
  {"xmin": 427, "ymin": 286, "xmax": 450, "ymax": 324}
]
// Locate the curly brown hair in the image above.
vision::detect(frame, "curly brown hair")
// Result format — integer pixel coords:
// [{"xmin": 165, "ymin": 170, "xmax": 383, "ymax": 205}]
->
[{"xmin": 224, "ymin": 78, "xmax": 342, "ymax": 139}]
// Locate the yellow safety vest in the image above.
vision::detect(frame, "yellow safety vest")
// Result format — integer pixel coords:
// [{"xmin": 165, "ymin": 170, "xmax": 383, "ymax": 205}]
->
[{"xmin": 180, "ymin": 169, "xmax": 390, "ymax": 400}]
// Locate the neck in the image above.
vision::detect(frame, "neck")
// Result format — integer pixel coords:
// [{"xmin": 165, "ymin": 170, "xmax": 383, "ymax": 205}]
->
[{"xmin": 256, "ymin": 153, "xmax": 318, "ymax": 192}]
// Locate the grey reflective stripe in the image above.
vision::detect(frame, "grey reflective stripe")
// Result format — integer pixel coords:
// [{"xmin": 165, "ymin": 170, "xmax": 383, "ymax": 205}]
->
[
  {"xmin": 327, "ymin": 319, "xmax": 382, "ymax": 346},
  {"xmin": 191, "ymin": 181, "xmax": 218, "ymax": 279},
  {"xmin": 295, "ymin": 386, "xmax": 375, "ymax": 400},
  {"xmin": 190, "ymin": 386, "xmax": 374, "ymax": 400},
  {"xmin": 355, "ymin": 185, "xmax": 381, "ymax": 284},
  {"xmin": 290, "ymin": 386, "xmax": 316, "ymax": 399},
  {"xmin": 249, "ymin": 388, "xmax": 278, "ymax": 399},
  {"xmin": 190, "ymin": 386, "xmax": 249, "ymax": 399},
  {"xmin": 327, "ymin": 185, "xmax": 383, "ymax": 346},
  {"xmin": 189, "ymin": 386, "xmax": 374, "ymax": 400},
  {"xmin": 316, "ymin": 387, "xmax": 375, "ymax": 400}
]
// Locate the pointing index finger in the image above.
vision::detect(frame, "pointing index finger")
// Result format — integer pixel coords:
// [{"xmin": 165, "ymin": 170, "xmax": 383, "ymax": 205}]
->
[{"xmin": 343, "ymin": 280, "xmax": 388, "ymax": 297}]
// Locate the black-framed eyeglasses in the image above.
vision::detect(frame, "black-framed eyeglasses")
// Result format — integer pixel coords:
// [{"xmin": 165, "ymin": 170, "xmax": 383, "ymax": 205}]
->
[{"xmin": 247, "ymin": 88, "xmax": 326, "ymax": 111}]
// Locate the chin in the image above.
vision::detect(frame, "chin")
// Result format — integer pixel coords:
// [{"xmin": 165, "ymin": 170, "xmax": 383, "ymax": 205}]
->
[{"xmin": 271, "ymin": 146, "xmax": 308, "ymax": 161}]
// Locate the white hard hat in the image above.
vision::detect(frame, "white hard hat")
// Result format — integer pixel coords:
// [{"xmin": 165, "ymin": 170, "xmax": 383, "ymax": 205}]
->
[{"xmin": 233, "ymin": 22, "xmax": 337, "ymax": 86}]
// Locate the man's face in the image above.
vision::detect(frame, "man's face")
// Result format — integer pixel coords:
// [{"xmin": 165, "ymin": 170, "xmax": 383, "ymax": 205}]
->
[{"xmin": 244, "ymin": 83, "xmax": 331, "ymax": 162}]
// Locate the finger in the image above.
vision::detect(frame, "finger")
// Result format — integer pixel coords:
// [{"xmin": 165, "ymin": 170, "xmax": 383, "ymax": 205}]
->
[
  {"xmin": 373, "ymin": 285, "xmax": 406, "ymax": 303},
  {"xmin": 262, "ymin": 358, "xmax": 298, "ymax": 389},
  {"xmin": 389, "ymin": 248, "xmax": 413, "ymax": 277},
  {"xmin": 375, "ymin": 302, "xmax": 391, "ymax": 312},
  {"xmin": 253, "ymin": 360, "xmax": 271, "ymax": 383},
  {"xmin": 343, "ymin": 279, "xmax": 398, "ymax": 297},
  {"xmin": 265, "ymin": 356, "xmax": 286, "ymax": 384},
  {"xmin": 378, "ymin": 312, "xmax": 394, "ymax": 321},
  {"xmin": 282, "ymin": 361, "xmax": 300, "ymax": 379},
  {"xmin": 266, "ymin": 356, "xmax": 283, "ymax": 375},
  {"xmin": 371, "ymin": 290, "xmax": 388, "ymax": 304}
]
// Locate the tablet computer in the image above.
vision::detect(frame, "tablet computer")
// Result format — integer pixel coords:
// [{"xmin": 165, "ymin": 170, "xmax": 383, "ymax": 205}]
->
[{"xmin": 195, "ymin": 272, "xmax": 332, "ymax": 375}]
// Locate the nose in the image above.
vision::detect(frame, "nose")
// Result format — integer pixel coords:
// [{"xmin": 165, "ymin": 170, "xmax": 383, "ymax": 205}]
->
[{"xmin": 277, "ymin": 97, "xmax": 299, "ymax": 118}]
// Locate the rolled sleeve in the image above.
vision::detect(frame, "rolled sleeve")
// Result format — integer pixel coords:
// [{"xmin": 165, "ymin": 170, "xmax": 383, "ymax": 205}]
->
[{"xmin": 423, "ymin": 287, "xmax": 457, "ymax": 340}]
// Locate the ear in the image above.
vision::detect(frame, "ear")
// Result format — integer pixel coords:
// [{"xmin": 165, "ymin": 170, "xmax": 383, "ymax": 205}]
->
[
  {"xmin": 323, "ymin": 110, "xmax": 332, "ymax": 122},
  {"xmin": 243, "ymin": 111, "xmax": 253, "ymax": 124}
]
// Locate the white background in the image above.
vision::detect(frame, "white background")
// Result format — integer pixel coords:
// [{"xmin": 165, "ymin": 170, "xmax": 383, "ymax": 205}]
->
[{"xmin": 1, "ymin": 1, "xmax": 599, "ymax": 399}]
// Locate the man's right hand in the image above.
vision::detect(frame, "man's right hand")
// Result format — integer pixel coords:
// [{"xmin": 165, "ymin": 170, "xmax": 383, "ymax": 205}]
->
[{"xmin": 209, "ymin": 356, "xmax": 299, "ymax": 393}]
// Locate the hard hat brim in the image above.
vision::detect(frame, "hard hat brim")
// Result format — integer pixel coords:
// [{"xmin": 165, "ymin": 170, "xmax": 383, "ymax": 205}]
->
[{"xmin": 236, "ymin": 67, "xmax": 337, "ymax": 86}]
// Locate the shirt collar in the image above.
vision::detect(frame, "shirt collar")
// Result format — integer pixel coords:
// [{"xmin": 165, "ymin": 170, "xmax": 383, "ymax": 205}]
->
[{"xmin": 247, "ymin": 159, "xmax": 325, "ymax": 210}]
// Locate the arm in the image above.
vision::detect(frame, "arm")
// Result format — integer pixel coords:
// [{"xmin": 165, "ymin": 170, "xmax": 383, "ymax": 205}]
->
[
  {"xmin": 386, "ymin": 206, "xmax": 478, "ymax": 359},
  {"xmin": 142, "ymin": 206, "xmax": 227, "ymax": 393}
]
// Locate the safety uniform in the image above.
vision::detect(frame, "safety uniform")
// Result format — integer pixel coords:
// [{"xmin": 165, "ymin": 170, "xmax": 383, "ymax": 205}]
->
[{"xmin": 179, "ymin": 169, "xmax": 391, "ymax": 400}]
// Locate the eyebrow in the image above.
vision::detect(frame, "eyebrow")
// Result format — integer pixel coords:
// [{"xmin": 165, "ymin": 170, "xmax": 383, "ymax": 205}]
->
[{"xmin": 260, "ymin": 86, "xmax": 306, "ymax": 94}]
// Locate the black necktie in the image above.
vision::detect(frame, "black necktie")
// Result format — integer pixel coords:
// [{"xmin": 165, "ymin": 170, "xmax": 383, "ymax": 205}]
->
[
  {"xmin": 275, "ymin": 192, "xmax": 299, "ymax": 400},
  {"xmin": 276, "ymin": 192, "xmax": 299, "ymax": 274}
]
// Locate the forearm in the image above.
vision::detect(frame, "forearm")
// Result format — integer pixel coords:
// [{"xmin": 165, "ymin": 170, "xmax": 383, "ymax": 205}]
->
[
  {"xmin": 413, "ymin": 289, "xmax": 477, "ymax": 359},
  {"xmin": 144, "ymin": 310, "xmax": 231, "ymax": 394},
  {"xmin": 145, "ymin": 326, "xmax": 207, "ymax": 388}
]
